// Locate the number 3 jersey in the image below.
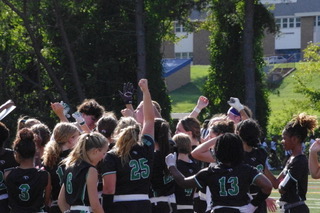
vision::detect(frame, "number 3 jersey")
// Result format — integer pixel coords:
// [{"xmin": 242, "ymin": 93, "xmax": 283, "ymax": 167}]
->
[
  {"xmin": 101, "ymin": 134, "xmax": 154, "ymax": 195},
  {"xmin": 194, "ymin": 163, "xmax": 261, "ymax": 207},
  {"xmin": 5, "ymin": 168, "xmax": 49, "ymax": 213}
]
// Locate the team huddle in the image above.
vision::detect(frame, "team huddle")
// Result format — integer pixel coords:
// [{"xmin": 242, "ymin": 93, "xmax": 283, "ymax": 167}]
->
[{"xmin": 0, "ymin": 78, "xmax": 319, "ymax": 213}]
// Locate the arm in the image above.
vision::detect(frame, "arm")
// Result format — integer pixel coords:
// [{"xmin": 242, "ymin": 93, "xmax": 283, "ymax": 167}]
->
[
  {"xmin": 44, "ymin": 172, "xmax": 52, "ymax": 207},
  {"xmin": 102, "ymin": 173, "xmax": 116, "ymax": 194},
  {"xmin": 139, "ymin": 79, "xmax": 154, "ymax": 137},
  {"xmin": 191, "ymin": 136, "xmax": 218, "ymax": 163},
  {"xmin": 168, "ymin": 166, "xmax": 198, "ymax": 189},
  {"xmin": 309, "ymin": 139, "xmax": 320, "ymax": 179},
  {"xmin": 165, "ymin": 153, "xmax": 198, "ymax": 189},
  {"xmin": 58, "ymin": 184, "xmax": 70, "ymax": 212},
  {"xmin": 51, "ymin": 102, "xmax": 69, "ymax": 122},
  {"xmin": 0, "ymin": 100, "xmax": 15, "ymax": 113},
  {"xmin": 87, "ymin": 168, "xmax": 104, "ymax": 213},
  {"xmin": 263, "ymin": 166, "xmax": 283, "ymax": 189},
  {"xmin": 251, "ymin": 174, "xmax": 272, "ymax": 207},
  {"xmin": 189, "ymin": 96, "xmax": 209, "ymax": 118},
  {"xmin": 227, "ymin": 97, "xmax": 249, "ymax": 120}
]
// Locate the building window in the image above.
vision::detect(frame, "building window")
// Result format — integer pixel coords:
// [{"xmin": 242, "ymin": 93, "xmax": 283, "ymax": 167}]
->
[
  {"xmin": 283, "ymin": 18, "xmax": 288, "ymax": 28},
  {"xmin": 175, "ymin": 23, "xmax": 186, "ymax": 33},
  {"xmin": 295, "ymin": 17, "xmax": 300, "ymax": 27},
  {"xmin": 175, "ymin": 52, "xmax": 193, "ymax": 59},
  {"xmin": 317, "ymin": 16, "xmax": 320, "ymax": 26},
  {"xmin": 289, "ymin": 18, "xmax": 294, "ymax": 28}
]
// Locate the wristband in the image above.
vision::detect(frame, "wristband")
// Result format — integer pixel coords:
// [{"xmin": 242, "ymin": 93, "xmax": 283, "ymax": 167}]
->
[
  {"xmin": 194, "ymin": 108, "xmax": 201, "ymax": 113},
  {"xmin": 251, "ymin": 190, "xmax": 270, "ymax": 206},
  {"xmin": 79, "ymin": 121, "xmax": 85, "ymax": 126}
]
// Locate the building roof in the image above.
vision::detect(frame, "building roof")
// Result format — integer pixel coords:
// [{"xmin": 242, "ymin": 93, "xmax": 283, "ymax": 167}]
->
[
  {"xmin": 162, "ymin": 58, "xmax": 192, "ymax": 77},
  {"xmin": 271, "ymin": 0, "xmax": 320, "ymax": 17}
]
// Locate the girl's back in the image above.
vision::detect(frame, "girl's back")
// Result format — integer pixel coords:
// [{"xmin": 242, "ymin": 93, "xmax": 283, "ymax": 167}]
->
[{"xmin": 6, "ymin": 168, "xmax": 48, "ymax": 213}]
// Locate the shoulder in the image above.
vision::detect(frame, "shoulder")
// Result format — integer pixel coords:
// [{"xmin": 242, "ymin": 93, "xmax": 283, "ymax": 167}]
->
[{"xmin": 141, "ymin": 134, "xmax": 154, "ymax": 146}]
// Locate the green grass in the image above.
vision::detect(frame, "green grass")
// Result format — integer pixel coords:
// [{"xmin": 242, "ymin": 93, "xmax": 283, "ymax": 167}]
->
[
  {"xmin": 269, "ymin": 172, "xmax": 320, "ymax": 212},
  {"xmin": 169, "ymin": 65, "xmax": 209, "ymax": 112}
]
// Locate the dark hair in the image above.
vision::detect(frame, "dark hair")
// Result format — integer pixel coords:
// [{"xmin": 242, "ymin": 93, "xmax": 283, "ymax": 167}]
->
[
  {"xmin": 211, "ymin": 120, "xmax": 235, "ymax": 135},
  {"xmin": 31, "ymin": 123, "xmax": 51, "ymax": 147},
  {"xmin": 214, "ymin": 133, "xmax": 244, "ymax": 166},
  {"xmin": 283, "ymin": 113, "xmax": 318, "ymax": 142},
  {"xmin": 154, "ymin": 118, "xmax": 172, "ymax": 174},
  {"xmin": 180, "ymin": 117, "xmax": 201, "ymax": 142},
  {"xmin": 13, "ymin": 128, "xmax": 36, "ymax": 159},
  {"xmin": 97, "ymin": 116, "xmax": 118, "ymax": 138},
  {"xmin": 0, "ymin": 122, "xmax": 9, "ymax": 147},
  {"xmin": 236, "ymin": 119, "xmax": 261, "ymax": 147},
  {"xmin": 77, "ymin": 99, "xmax": 105, "ymax": 121}
]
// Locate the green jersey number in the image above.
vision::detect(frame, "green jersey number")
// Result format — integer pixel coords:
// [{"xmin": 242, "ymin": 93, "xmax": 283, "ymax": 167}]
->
[
  {"xmin": 129, "ymin": 158, "xmax": 150, "ymax": 181},
  {"xmin": 66, "ymin": 173, "xmax": 73, "ymax": 194},
  {"xmin": 0, "ymin": 171, "xmax": 6, "ymax": 191},
  {"xmin": 256, "ymin": 164, "xmax": 264, "ymax": 173},
  {"xmin": 56, "ymin": 166, "xmax": 64, "ymax": 186},
  {"xmin": 19, "ymin": 184, "xmax": 30, "ymax": 201},
  {"xmin": 219, "ymin": 176, "xmax": 239, "ymax": 196}
]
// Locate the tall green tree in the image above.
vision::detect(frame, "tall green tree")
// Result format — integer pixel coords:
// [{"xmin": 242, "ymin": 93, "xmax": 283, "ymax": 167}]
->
[{"xmin": 203, "ymin": 0, "xmax": 276, "ymax": 131}]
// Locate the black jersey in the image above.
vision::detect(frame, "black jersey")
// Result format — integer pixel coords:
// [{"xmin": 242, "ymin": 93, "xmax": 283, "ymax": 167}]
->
[
  {"xmin": 279, "ymin": 154, "xmax": 308, "ymax": 203},
  {"xmin": 43, "ymin": 149, "xmax": 71, "ymax": 201},
  {"xmin": 195, "ymin": 163, "xmax": 261, "ymax": 207},
  {"xmin": 244, "ymin": 147, "xmax": 268, "ymax": 194},
  {"xmin": 5, "ymin": 167, "xmax": 48, "ymax": 213},
  {"xmin": 101, "ymin": 134, "xmax": 154, "ymax": 195},
  {"xmin": 175, "ymin": 159, "xmax": 200, "ymax": 206},
  {"xmin": 63, "ymin": 160, "xmax": 94, "ymax": 206},
  {"xmin": 150, "ymin": 150, "xmax": 175, "ymax": 197},
  {"xmin": 0, "ymin": 149, "xmax": 19, "ymax": 196}
]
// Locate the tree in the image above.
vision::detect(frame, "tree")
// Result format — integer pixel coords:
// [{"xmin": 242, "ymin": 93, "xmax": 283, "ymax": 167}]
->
[{"xmin": 203, "ymin": 0, "xmax": 276, "ymax": 132}]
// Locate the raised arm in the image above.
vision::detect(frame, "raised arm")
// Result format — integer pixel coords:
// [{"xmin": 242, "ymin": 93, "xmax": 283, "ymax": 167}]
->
[
  {"xmin": 51, "ymin": 102, "xmax": 69, "ymax": 122},
  {"xmin": 189, "ymin": 96, "xmax": 209, "ymax": 118},
  {"xmin": 191, "ymin": 136, "xmax": 218, "ymax": 163},
  {"xmin": 165, "ymin": 153, "xmax": 198, "ymax": 189},
  {"xmin": 227, "ymin": 97, "xmax": 249, "ymax": 120},
  {"xmin": 309, "ymin": 139, "xmax": 320, "ymax": 179},
  {"xmin": 139, "ymin": 79, "xmax": 154, "ymax": 137}
]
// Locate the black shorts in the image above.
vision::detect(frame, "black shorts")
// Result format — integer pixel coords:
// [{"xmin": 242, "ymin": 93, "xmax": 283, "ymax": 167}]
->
[{"xmin": 112, "ymin": 200, "xmax": 152, "ymax": 213}]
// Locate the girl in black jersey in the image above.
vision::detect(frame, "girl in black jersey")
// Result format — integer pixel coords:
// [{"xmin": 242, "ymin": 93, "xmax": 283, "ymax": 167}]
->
[
  {"xmin": 58, "ymin": 132, "xmax": 108, "ymax": 213},
  {"xmin": 173, "ymin": 133, "xmax": 200, "ymax": 213},
  {"xmin": 166, "ymin": 133, "xmax": 272, "ymax": 213},
  {"xmin": 150, "ymin": 118, "xmax": 176, "ymax": 213},
  {"xmin": 236, "ymin": 119, "xmax": 277, "ymax": 213},
  {"xmin": 4, "ymin": 128, "xmax": 51, "ymax": 213},
  {"xmin": 42, "ymin": 122, "xmax": 80, "ymax": 213},
  {"xmin": 101, "ymin": 79, "xmax": 155, "ymax": 213},
  {"xmin": 0, "ymin": 122, "xmax": 19, "ymax": 213},
  {"xmin": 269, "ymin": 113, "xmax": 317, "ymax": 213}
]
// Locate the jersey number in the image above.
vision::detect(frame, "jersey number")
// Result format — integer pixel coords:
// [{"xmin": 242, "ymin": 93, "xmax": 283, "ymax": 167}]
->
[
  {"xmin": 19, "ymin": 184, "xmax": 30, "ymax": 201},
  {"xmin": 219, "ymin": 176, "xmax": 239, "ymax": 196},
  {"xmin": 129, "ymin": 158, "xmax": 150, "ymax": 181},
  {"xmin": 56, "ymin": 166, "xmax": 64, "ymax": 186},
  {"xmin": 66, "ymin": 173, "xmax": 73, "ymax": 194},
  {"xmin": 0, "ymin": 171, "xmax": 6, "ymax": 190}
]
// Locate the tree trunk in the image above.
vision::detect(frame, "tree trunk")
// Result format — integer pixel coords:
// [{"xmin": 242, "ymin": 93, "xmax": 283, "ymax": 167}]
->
[
  {"xmin": 243, "ymin": 0, "xmax": 256, "ymax": 117},
  {"xmin": 135, "ymin": 0, "xmax": 147, "ymax": 102},
  {"xmin": 53, "ymin": 0, "xmax": 85, "ymax": 102}
]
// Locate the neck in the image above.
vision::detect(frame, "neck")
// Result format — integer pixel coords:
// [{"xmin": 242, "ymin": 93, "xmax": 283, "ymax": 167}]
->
[
  {"xmin": 191, "ymin": 138, "xmax": 199, "ymax": 147},
  {"xmin": 178, "ymin": 153, "xmax": 190, "ymax": 162},
  {"xmin": 19, "ymin": 158, "xmax": 35, "ymax": 169},
  {"xmin": 291, "ymin": 144, "xmax": 303, "ymax": 156},
  {"xmin": 243, "ymin": 143, "xmax": 253, "ymax": 152}
]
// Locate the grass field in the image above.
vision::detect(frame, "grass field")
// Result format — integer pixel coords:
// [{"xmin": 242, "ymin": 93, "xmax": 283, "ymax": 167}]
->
[
  {"xmin": 269, "ymin": 173, "xmax": 320, "ymax": 212},
  {"xmin": 169, "ymin": 64, "xmax": 320, "ymax": 212}
]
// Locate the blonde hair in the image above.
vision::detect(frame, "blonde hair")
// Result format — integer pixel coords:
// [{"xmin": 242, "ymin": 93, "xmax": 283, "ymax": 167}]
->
[
  {"xmin": 42, "ymin": 123, "xmax": 79, "ymax": 168},
  {"xmin": 62, "ymin": 132, "xmax": 108, "ymax": 168},
  {"xmin": 173, "ymin": 133, "xmax": 192, "ymax": 154},
  {"xmin": 114, "ymin": 117, "xmax": 138, "ymax": 137},
  {"xmin": 114, "ymin": 123, "xmax": 141, "ymax": 165}
]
